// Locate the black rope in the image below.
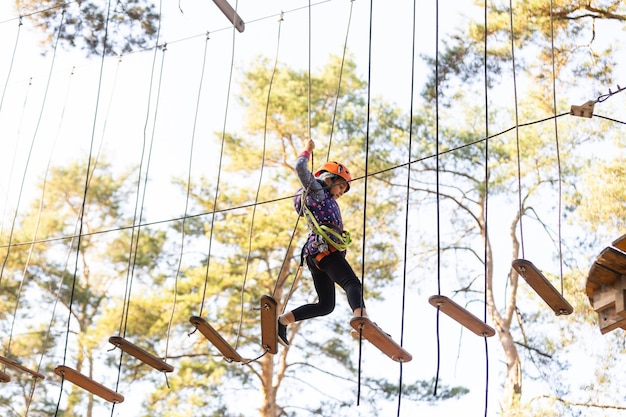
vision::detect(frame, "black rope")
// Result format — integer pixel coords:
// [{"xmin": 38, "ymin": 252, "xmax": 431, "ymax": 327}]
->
[
  {"xmin": 432, "ymin": 0, "xmax": 442, "ymax": 397},
  {"xmin": 355, "ymin": 0, "xmax": 374, "ymax": 407},
  {"xmin": 481, "ymin": 2, "xmax": 491, "ymax": 416}
]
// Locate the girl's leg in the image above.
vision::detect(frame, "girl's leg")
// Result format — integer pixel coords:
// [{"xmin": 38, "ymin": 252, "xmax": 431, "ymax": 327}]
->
[
  {"xmin": 318, "ymin": 251, "xmax": 365, "ymax": 314},
  {"xmin": 280, "ymin": 255, "xmax": 336, "ymax": 323}
]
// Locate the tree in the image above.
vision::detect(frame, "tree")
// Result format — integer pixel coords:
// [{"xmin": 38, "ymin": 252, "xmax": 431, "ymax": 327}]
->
[
  {"xmin": 17, "ymin": 0, "xmax": 160, "ymax": 56},
  {"xmin": 411, "ymin": 1, "xmax": 626, "ymax": 415},
  {"xmin": 0, "ymin": 158, "xmax": 168, "ymax": 416}
]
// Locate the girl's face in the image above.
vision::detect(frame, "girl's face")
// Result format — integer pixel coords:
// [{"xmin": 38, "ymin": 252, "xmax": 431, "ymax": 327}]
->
[{"xmin": 327, "ymin": 178, "xmax": 349, "ymax": 200}]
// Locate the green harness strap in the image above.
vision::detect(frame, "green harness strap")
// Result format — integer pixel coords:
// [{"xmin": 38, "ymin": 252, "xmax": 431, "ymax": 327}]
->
[{"xmin": 302, "ymin": 203, "xmax": 352, "ymax": 251}]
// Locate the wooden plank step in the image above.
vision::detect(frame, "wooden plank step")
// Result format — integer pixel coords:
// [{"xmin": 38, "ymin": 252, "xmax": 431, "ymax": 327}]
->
[
  {"xmin": 108, "ymin": 337, "xmax": 174, "ymax": 373},
  {"xmin": 260, "ymin": 295, "xmax": 278, "ymax": 354},
  {"xmin": 512, "ymin": 259, "xmax": 573, "ymax": 316},
  {"xmin": 189, "ymin": 316, "xmax": 243, "ymax": 362},
  {"xmin": 0, "ymin": 355, "xmax": 45, "ymax": 380},
  {"xmin": 428, "ymin": 295, "xmax": 495, "ymax": 337},
  {"xmin": 54, "ymin": 365, "xmax": 124, "ymax": 403}
]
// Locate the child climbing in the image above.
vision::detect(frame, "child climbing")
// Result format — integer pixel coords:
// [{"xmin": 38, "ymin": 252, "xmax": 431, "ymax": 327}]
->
[{"xmin": 277, "ymin": 139, "xmax": 368, "ymax": 347}]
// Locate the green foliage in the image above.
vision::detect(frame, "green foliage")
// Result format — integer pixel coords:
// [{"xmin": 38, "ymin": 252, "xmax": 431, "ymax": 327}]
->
[{"xmin": 17, "ymin": 0, "xmax": 160, "ymax": 56}]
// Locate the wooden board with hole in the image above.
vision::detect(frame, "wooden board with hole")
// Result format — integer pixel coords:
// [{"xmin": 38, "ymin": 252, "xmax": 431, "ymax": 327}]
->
[
  {"xmin": 512, "ymin": 259, "xmax": 573, "ymax": 316},
  {"xmin": 429, "ymin": 295, "xmax": 495, "ymax": 337},
  {"xmin": 189, "ymin": 316, "xmax": 243, "ymax": 362}
]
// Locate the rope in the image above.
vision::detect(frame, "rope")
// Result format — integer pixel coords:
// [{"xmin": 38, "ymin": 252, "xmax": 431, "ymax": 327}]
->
[
  {"xmin": 196, "ymin": 0, "xmax": 239, "ymax": 319},
  {"xmin": 509, "ymin": 0, "xmax": 524, "ymax": 258},
  {"xmin": 549, "ymin": 0, "xmax": 565, "ymax": 296},
  {"xmin": 112, "ymin": 3, "xmax": 164, "ymax": 399},
  {"xmin": 327, "ymin": 0, "xmax": 355, "ymax": 161},
  {"xmin": 481, "ymin": 2, "xmax": 492, "ymax": 416},
  {"xmin": 394, "ymin": 0, "xmax": 419, "ymax": 412},
  {"xmin": 235, "ymin": 2, "xmax": 280, "ymax": 350},
  {"xmin": 54, "ymin": 0, "xmax": 110, "ymax": 413},
  {"xmin": 433, "ymin": 0, "xmax": 442, "ymax": 397},
  {"xmin": 356, "ymin": 0, "xmax": 375, "ymax": 406}
]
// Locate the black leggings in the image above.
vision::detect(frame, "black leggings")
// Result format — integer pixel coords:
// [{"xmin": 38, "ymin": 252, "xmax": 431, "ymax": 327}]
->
[{"xmin": 291, "ymin": 251, "xmax": 365, "ymax": 322}]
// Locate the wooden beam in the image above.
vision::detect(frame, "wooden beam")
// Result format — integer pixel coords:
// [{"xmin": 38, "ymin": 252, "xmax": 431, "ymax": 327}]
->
[
  {"xmin": 260, "ymin": 295, "xmax": 278, "ymax": 354},
  {"xmin": 0, "ymin": 355, "xmax": 45, "ymax": 380},
  {"xmin": 189, "ymin": 316, "xmax": 243, "ymax": 362},
  {"xmin": 212, "ymin": 0, "xmax": 245, "ymax": 32},
  {"xmin": 54, "ymin": 365, "xmax": 124, "ymax": 403},
  {"xmin": 597, "ymin": 306, "xmax": 626, "ymax": 335},
  {"xmin": 615, "ymin": 276, "xmax": 626, "ymax": 318},
  {"xmin": 428, "ymin": 295, "xmax": 495, "ymax": 337},
  {"xmin": 512, "ymin": 259, "xmax": 573, "ymax": 316},
  {"xmin": 108, "ymin": 337, "xmax": 174, "ymax": 373}
]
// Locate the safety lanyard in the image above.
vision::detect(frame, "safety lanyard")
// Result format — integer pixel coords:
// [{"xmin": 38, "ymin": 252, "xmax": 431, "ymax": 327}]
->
[{"xmin": 301, "ymin": 203, "xmax": 352, "ymax": 251}]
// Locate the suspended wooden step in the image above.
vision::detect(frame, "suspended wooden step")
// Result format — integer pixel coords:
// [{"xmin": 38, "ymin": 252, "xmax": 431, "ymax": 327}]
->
[
  {"xmin": 586, "ymin": 244, "xmax": 626, "ymax": 334},
  {"xmin": 213, "ymin": 0, "xmax": 245, "ymax": 32},
  {"xmin": 0, "ymin": 370, "xmax": 10, "ymax": 383},
  {"xmin": 0, "ymin": 355, "xmax": 45, "ymax": 380},
  {"xmin": 108, "ymin": 337, "xmax": 174, "ymax": 373},
  {"xmin": 350, "ymin": 316, "xmax": 412, "ymax": 362},
  {"xmin": 189, "ymin": 316, "xmax": 243, "ymax": 363},
  {"xmin": 260, "ymin": 295, "xmax": 278, "ymax": 354},
  {"xmin": 428, "ymin": 295, "xmax": 495, "ymax": 337},
  {"xmin": 511, "ymin": 259, "xmax": 573, "ymax": 316},
  {"xmin": 54, "ymin": 365, "xmax": 124, "ymax": 404}
]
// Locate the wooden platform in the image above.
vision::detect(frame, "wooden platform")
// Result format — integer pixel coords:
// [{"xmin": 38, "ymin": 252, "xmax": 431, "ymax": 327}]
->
[
  {"xmin": 428, "ymin": 295, "xmax": 495, "ymax": 337},
  {"xmin": 260, "ymin": 295, "xmax": 278, "ymax": 354},
  {"xmin": 512, "ymin": 259, "xmax": 573, "ymax": 316},
  {"xmin": 0, "ymin": 355, "xmax": 45, "ymax": 380},
  {"xmin": 189, "ymin": 316, "xmax": 243, "ymax": 362},
  {"xmin": 108, "ymin": 337, "xmax": 174, "ymax": 373},
  {"xmin": 54, "ymin": 365, "xmax": 124, "ymax": 403},
  {"xmin": 586, "ymin": 242, "xmax": 626, "ymax": 334}
]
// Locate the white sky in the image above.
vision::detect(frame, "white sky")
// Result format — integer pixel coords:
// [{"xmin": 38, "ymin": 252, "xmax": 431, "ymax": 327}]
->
[{"xmin": 0, "ymin": 1, "xmax": 625, "ymax": 417}]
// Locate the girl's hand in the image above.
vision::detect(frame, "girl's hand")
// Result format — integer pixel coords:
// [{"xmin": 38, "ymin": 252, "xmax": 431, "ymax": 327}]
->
[{"xmin": 305, "ymin": 139, "xmax": 315, "ymax": 153}]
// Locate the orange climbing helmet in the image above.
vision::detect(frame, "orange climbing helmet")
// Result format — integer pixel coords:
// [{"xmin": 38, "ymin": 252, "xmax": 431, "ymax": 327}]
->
[{"xmin": 314, "ymin": 161, "xmax": 352, "ymax": 192}]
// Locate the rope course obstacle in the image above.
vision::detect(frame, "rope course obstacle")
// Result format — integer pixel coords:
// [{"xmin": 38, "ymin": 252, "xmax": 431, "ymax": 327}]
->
[{"xmin": 1, "ymin": 0, "xmax": 626, "ymax": 416}]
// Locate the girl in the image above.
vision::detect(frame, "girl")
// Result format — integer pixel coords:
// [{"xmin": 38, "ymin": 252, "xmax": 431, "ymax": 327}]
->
[{"xmin": 278, "ymin": 139, "xmax": 368, "ymax": 346}]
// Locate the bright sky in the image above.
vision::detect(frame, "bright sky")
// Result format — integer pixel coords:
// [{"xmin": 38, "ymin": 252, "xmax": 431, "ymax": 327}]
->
[{"xmin": 1, "ymin": 1, "xmax": 624, "ymax": 417}]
